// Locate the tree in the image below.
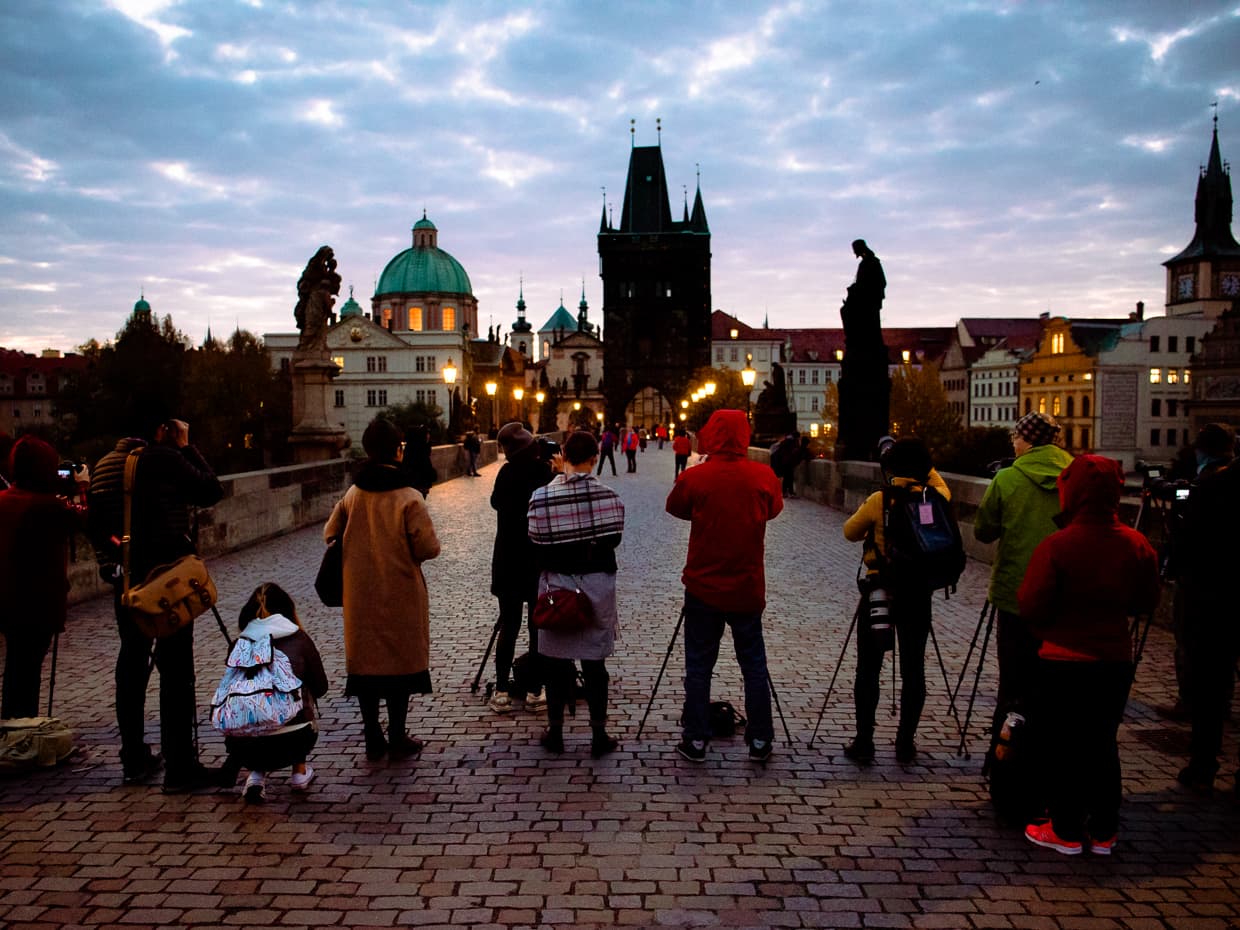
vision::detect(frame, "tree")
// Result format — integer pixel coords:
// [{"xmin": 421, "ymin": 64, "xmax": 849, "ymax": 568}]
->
[
  {"xmin": 379, "ymin": 401, "xmax": 447, "ymax": 445},
  {"xmin": 682, "ymin": 366, "xmax": 750, "ymax": 432},
  {"xmin": 887, "ymin": 361, "xmax": 962, "ymax": 462}
]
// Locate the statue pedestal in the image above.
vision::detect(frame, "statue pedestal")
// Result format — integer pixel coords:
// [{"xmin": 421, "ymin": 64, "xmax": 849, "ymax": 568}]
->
[{"xmin": 289, "ymin": 354, "xmax": 349, "ymax": 463}]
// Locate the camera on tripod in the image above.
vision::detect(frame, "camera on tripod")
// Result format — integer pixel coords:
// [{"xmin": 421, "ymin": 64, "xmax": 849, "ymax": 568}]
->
[
  {"xmin": 1139, "ymin": 464, "xmax": 1191, "ymax": 503},
  {"xmin": 857, "ymin": 574, "xmax": 895, "ymax": 652}
]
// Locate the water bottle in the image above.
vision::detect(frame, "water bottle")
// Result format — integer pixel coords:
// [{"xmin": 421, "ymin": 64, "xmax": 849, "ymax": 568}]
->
[
  {"xmin": 994, "ymin": 711, "xmax": 1025, "ymax": 761},
  {"xmin": 867, "ymin": 586, "xmax": 894, "ymax": 652}
]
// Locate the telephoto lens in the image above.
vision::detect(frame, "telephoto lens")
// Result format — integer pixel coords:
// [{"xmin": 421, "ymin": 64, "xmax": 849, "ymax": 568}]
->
[{"xmin": 867, "ymin": 586, "xmax": 894, "ymax": 652}]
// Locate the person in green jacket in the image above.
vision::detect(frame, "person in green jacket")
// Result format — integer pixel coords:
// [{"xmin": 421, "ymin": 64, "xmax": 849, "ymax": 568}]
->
[{"xmin": 974, "ymin": 412, "xmax": 1073, "ymax": 735}]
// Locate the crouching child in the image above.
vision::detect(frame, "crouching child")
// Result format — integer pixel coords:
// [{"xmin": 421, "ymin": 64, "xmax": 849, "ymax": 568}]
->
[
  {"xmin": 1018, "ymin": 455, "xmax": 1159, "ymax": 856},
  {"xmin": 213, "ymin": 583, "xmax": 329, "ymax": 804}
]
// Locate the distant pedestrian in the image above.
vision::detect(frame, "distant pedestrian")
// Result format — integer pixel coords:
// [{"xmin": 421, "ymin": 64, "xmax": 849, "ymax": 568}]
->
[
  {"xmin": 672, "ymin": 431, "xmax": 692, "ymax": 478},
  {"xmin": 973, "ymin": 412, "xmax": 1072, "ymax": 743},
  {"xmin": 217, "ymin": 583, "xmax": 329, "ymax": 804},
  {"xmin": 324, "ymin": 417, "xmax": 441, "ymax": 762},
  {"xmin": 528, "ymin": 430, "xmax": 626, "ymax": 758},
  {"xmin": 488, "ymin": 422, "xmax": 553, "ymax": 714},
  {"xmin": 0, "ymin": 437, "xmax": 82, "ymax": 720},
  {"xmin": 639, "ymin": 427, "xmax": 648, "ymax": 452},
  {"xmin": 597, "ymin": 426, "xmax": 618, "ymax": 476},
  {"xmin": 463, "ymin": 431, "xmax": 482, "ymax": 477},
  {"xmin": 666, "ymin": 410, "xmax": 784, "ymax": 763},
  {"xmin": 656, "ymin": 425, "xmax": 668, "ymax": 450},
  {"xmin": 1018, "ymin": 455, "xmax": 1159, "ymax": 856},
  {"xmin": 623, "ymin": 427, "xmax": 639, "ymax": 473}
]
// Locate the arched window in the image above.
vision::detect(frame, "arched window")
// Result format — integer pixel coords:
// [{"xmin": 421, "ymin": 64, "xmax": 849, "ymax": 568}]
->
[
  {"xmin": 1082, "ymin": 396, "xmax": 1090, "ymax": 416},
  {"xmin": 1052, "ymin": 396, "xmax": 1061, "ymax": 416},
  {"xmin": 1038, "ymin": 396, "xmax": 1047, "ymax": 414},
  {"xmin": 1066, "ymin": 396, "xmax": 1075, "ymax": 417},
  {"xmin": 442, "ymin": 307, "xmax": 456, "ymax": 331},
  {"xmin": 409, "ymin": 307, "xmax": 423, "ymax": 331}
]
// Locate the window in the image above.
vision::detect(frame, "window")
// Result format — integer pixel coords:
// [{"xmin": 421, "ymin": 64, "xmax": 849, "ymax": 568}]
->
[
  {"xmin": 366, "ymin": 389, "xmax": 377, "ymax": 407},
  {"xmin": 1066, "ymin": 396, "xmax": 1075, "ymax": 417},
  {"xmin": 379, "ymin": 390, "xmax": 388, "ymax": 406},
  {"xmin": 1063, "ymin": 426, "xmax": 1073, "ymax": 447},
  {"xmin": 811, "ymin": 369, "xmax": 820, "ymax": 385},
  {"xmin": 1149, "ymin": 368, "xmax": 1162, "ymax": 384},
  {"xmin": 409, "ymin": 307, "xmax": 423, "ymax": 331},
  {"xmin": 1168, "ymin": 336, "xmax": 1178, "ymax": 353},
  {"xmin": 1082, "ymin": 396, "xmax": 1090, "ymax": 416},
  {"xmin": 426, "ymin": 355, "xmax": 436, "ymax": 371},
  {"xmin": 279, "ymin": 358, "xmax": 291, "ymax": 373},
  {"xmin": 382, "ymin": 307, "xmax": 393, "ymax": 328},
  {"xmin": 425, "ymin": 389, "xmax": 435, "ymax": 408},
  {"xmin": 730, "ymin": 347, "xmax": 739, "ymax": 362},
  {"xmin": 1184, "ymin": 369, "xmax": 1191, "ymax": 384},
  {"xmin": 1150, "ymin": 335, "xmax": 1160, "ymax": 353},
  {"xmin": 1151, "ymin": 399, "xmax": 1161, "ymax": 417},
  {"xmin": 1167, "ymin": 399, "xmax": 1177, "ymax": 417},
  {"xmin": 798, "ymin": 369, "xmax": 806, "ymax": 385},
  {"xmin": 334, "ymin": 390, "xmax": 345, "ymax": 408},
  {"xmin": 442, "ymin": 307, "xmax": 456, "ymax": 331},
  {"xmin": 543, "ymin": 341, "xmax": 550, "ymax": 357},
  {"xmin": 1186, "ymin": 336, "xmax": 1196, "ymax": 354},
  {"xmin": 1150, "ymin": 429, "xmax": 1160, "ymax": 446},
  {"xmin": 1025, "ymin": 397, "xmax": 1032, "ymax": 414},
  {"xmin": 901, "ymin": 349, "xmax": 912, "ymax": 363},
  {"xmin": 415, "ymin": 356, "xmax": 426, "ymax": 373},
  {"xmin": 1051, "ymin": 332, "xmax": 1065, "ymax": 354},
  {"xmin": 1080, "ymin": 427, "xmax": 1089, "ymax": 448},
  {"xmin": 716, "ymin": 348, "xmax": 724, "ymax": 362},
  {"xmin": 1184, "ymin": 429, "xmax": 1190, "ymax": 446},
  {"xmin": 366, "ymin": 356, "xmax": 386, "ymax": 373},
  {"xmin": 416, "ymin": 390, "xmax": 426, "ymax": 405},
  {"xmin": 1052, "ymin": 396, "xmax": 1061, "ymax": 416},
  {"xmin": 811, "ymin": 396, "xmax": 820, "ymax": 412},
  {"xmin": 1038, "ymin": 396, "xmax": 1046, "ymax": 414},
  {"xmin": 1167, "ymin": 429, "xmax": 1176, "ymax": 447},
  {"xmin": 1167, "ymin": 368, "xmax": 1179, "ymax": 384},
  {"xmin": 33, "ymin": 406, "xmax": 41, "ymax": 417}
]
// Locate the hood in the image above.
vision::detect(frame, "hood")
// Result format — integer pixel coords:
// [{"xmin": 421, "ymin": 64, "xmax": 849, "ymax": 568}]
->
[
  {"xmin": 697, "ymin": 409, "xmax": 750, "ymax": 457},
  {"xmin": 353, "ymin": 460, "xmax": 415, "ymax": 492},
  {"xmin": 1057, "ymin": 454, "xmax": 1123, "ymax": 523},
  {"xmin": 1011, "ymin": 443, "xmax": 1073, "ymax": 491},
  {"xmin": 240, "ymin": 613, "xmax": 300, "ymax": 641}
]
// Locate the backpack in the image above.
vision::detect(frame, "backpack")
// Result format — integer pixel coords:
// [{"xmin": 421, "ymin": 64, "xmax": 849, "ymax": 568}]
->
[
  {"xmin": 880, "ymin": 482, "xmax": 966, "ymax": 593},
  {"xmin": 210, "ymin": 634, "xmax": 304, "ymax": 737}
]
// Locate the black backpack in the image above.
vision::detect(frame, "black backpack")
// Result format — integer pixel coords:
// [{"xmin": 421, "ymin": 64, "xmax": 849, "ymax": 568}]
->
[{"xmin": 880, "ymin": 482, "xmax": 966, "ymax": 593}]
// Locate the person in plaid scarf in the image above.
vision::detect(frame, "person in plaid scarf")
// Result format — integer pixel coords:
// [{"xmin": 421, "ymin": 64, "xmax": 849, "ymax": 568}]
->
[{"xmin": 527, "ymin": 430, "xmax": 626, "ymax": 758}]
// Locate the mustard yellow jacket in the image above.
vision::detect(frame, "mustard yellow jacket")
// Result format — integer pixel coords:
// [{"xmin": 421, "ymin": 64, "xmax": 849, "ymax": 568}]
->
[{"xmin": 843, "ymin": 470, "xmax": 952, "ymax": 576}]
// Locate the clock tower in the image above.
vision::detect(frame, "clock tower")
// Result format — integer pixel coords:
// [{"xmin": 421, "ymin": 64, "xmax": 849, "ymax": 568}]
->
[{"xmin": 1164, "ymin": 117, "xmax": 1240, "ymax": 319}]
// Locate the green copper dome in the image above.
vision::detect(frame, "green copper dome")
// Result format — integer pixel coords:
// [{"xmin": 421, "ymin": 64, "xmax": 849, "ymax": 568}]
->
[
  {"xmin": 540, "ymin": 303, "xmax": 577, "ymax": 333},
  {"xmin": 339, "ymin": 294, "xmax": 363, "ymax": 318},
  {"xmin": 133, "ymin": 295, "xmax": 151, "ymax": 314},
  {"xmin": 376, "ymin": 213, "xmax": 473, "ymax": 297}
]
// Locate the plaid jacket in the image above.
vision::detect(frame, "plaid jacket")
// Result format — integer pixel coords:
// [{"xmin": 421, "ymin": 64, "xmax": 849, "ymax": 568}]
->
[{"xmin": 527, "ymin": 472, "xmax": 625, "ymax": 574}]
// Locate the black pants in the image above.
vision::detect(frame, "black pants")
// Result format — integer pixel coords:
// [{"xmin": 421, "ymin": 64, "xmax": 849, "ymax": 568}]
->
[
  {"xmin": 113, "ymin": 587, "xmax": 198, "ymax": 774},
  {"xmin": 674, "ymin": 454, "xmax": 688, "ymax": 477},
  {"xmin": 854, "ymin": 586, "xmax": 930, "ymax": 741},
  {"xmin": 2, "ymin": 627, "xmax": 54, "ymax": 719},
  {"xmin": 597, "ymin": 449, "xmax": 617, "ymax": 476},
  {"xmin": 625, "ymin": 449, "xmax": 637, "ymax": 472},
  {"xmin": 993, "ymin": 610, "xmax": 1041, "ymax": 737},
  {"xmin": 544, "ymin": 658, "xmax": 608, "ymax": 725},
  {"xmin": 222, "ymin": 724, "xmax": 318, "ymax": 779},
  {"xmin": 781, "ymin": 468, "xmax": 795, "ymax": 496},
  {"xmin": 495, "ymin": 595, "xmax": 539, "ymax": 697},
  {"xmin": 1185, "ymin": 597, "xmax": 1240, "ymax": 775},
  {"xmin": 1032, "ymin": 658, "xmax": 1130, "ymax": 841}
]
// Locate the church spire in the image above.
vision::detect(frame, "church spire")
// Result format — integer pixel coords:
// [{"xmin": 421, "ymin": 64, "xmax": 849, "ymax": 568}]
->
[
  {"xmin": 512, "ymin": 276, "xmax": 532, "ymax": 333},
  {"xmin": 690, "ymin": 164, "xmax": 709, "ymax": 233},
  {"xmin": 1167, "ymin": 114, "xmax": 1240, "ymax": 264}
]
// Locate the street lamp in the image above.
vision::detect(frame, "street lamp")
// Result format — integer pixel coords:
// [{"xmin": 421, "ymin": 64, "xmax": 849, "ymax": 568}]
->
[
  {"xmin": 741, "ymin": 354, "xmax": 757, "ymax": 421},
  {"xmin": 704, "ymin": 381, "xmax": 716, "ymax": 396},
  {"xmin": 442, "ymin": 357, "xmax": 458, "ymax": 433},
  {"xmin": 485, "ymin": 380, "xmax": 497, "ymax": 434},
  {"xmin": 513, "ymin": 386, "xmax": 524, "ymax": 424}
]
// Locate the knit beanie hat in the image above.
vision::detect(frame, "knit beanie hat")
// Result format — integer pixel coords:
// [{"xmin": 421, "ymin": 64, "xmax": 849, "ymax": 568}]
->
[
  {"xmin": 497, "ymin": 422, "xmax": 535, "ymax": 455},
  {"xmin": 1013, "ymin": 411, "xmax": 1060, "ymax": 447}
]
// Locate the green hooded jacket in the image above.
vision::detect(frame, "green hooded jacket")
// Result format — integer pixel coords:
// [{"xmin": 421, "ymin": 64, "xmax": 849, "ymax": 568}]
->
[{"xmin": 973, "ymin": 443, "xmax": 1074, "ymax": 614}]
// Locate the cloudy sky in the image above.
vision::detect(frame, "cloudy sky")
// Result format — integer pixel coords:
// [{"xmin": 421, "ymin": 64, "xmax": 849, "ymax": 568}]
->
[{"xmin": 1, "ymin": 1, "xmax": 1238, "ymax": 355}]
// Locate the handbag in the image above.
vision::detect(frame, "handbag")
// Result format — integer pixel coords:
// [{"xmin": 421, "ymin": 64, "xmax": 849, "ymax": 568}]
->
[
  {"xmin": 315, "ymin": 537, "xmax": 344, "ymax": 607},
  {"xmin": 533, "ymin": 583, "xmax": 595, "ymax": 633},
  {"xmin": 120, "ymin": 450, "xmax": 218, "ymax": 639}
]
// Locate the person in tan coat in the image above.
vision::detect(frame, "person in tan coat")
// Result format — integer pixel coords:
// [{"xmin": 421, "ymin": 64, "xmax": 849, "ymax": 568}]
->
[{"xmin": 325, "ymin": 417, "xmax": 441, "ymax": 761}]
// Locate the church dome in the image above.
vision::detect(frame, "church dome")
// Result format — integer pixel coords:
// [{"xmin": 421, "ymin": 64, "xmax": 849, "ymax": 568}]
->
[
  {"xmin": 133, "ymin": 295, "xmax": 151, "ymax": 314},
  {"xmin": 339, "ymin": 290, "xmax": 363, "ymax": 318},
  {"xmin": 376, "ymin": 213, "xmax": 473, "ymax": 297}
]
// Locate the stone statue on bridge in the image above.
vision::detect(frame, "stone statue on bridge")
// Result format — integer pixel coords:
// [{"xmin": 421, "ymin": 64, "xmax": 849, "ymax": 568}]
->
[
  {"xmin": 294, "ymin": 246, "xmax": 341, "ymax": 356},
  {"xmin": 836, "ymin": 239, "xmax": 890, "ymax": 461}
]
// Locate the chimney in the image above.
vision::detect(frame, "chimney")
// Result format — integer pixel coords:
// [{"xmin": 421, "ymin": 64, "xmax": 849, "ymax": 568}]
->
[
  {"xmin": 1038, "ymin": 311, "xmax": 1050, "ymax": 321},
  {"xmin": 1135, "ymin": 300, "xmax": 1144, "ymax": 321}
]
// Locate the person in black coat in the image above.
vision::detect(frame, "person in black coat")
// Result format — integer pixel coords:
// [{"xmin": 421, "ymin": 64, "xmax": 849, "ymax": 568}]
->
[{"xmin": 488, "ymin": 422, "xmax": 553, "ymax": 712}]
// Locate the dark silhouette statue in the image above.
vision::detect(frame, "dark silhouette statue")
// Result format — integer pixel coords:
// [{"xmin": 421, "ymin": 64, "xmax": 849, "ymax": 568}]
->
[
  {"xmin": 294, "ymin": 246, "xmax": 341, "ymax": 355},
  {"xmin": 836, "ymin": 239, "xmax": 890, "ymax": 461},
  {"xmin": 753, "ymin": 360, "xmax": 796, "ymax": 442}
]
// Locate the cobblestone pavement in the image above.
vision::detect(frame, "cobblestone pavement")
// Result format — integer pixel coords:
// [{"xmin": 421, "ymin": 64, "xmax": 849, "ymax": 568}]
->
[{"xmin": 2, "ymin": 447, "xmax": 1239, "ymax": 929}]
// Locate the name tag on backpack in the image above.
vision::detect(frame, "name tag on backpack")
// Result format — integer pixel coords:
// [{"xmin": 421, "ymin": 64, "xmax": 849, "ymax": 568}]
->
[{"xmin": 919, "ymin": 502, "xmax": 935, "ymax": 525}]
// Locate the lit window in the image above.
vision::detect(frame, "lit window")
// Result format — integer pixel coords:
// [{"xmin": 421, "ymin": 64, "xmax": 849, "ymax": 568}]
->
[
  {"xmin": 443, "ymin": 307, "xmax": 456, "ymax": 331},
  {"xmin": 901, "ymin": 349, "xmax": 911, "ymax": 363},
  {"xmin": 1038, "ymin": 396, "xmax": 1046, "ymax": 414},
  {"xmin": 409, "ymin": 307, "xmax": 423, "ymax": 331},
  {"xmin": 835, "ymin": 349, "xmax": 844, "ymax": 361},
  {"xmin": 332, "ymin": 356, "xmax": 345, "ymax": 369},
  {"xmin": 1184, "ymin": 369, "xmax": 1191, "ymax": 384},
  {"xmin": 1083, "ymin": 372, "xmax": 1093, "ymax": 381},
  {"xmin": 1051, "ymin": 333, "xmax": 1065, "ymax": 354},
  {"xmin": 1167, "ymin": 368, "xmax": 1179, "ymax": 384},
  {"xmin": 810, "ymin": 423, "xmax": 819, "ymax": 437},
  {"xmin": 1149, "ymin": 368, "xmax": 1162, "ymax": 384},
  {"xmin": 1052, "ymin": 396, "xmax": 1061, "ymax": 416}
]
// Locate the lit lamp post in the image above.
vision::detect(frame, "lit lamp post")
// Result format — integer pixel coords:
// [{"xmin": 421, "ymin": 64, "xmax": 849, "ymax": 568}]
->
[
  {"xmin": 741, "ymin": 354, "xmax": 757, "ymax": 421},
  {"xmin": 442, "ymin": 357, "xmax": 458, "ymax": 435},
  {"xmin": 513, "ymin": 386, "xmax": 525, "ymax": 425},
  {"xmin": 535, "ymin": 390, "xmax": 545, "ymax": 431},
  {"xmin": 704, "ymin": 381, "xmax": 716, "ymax": 396},
  {"xmin": 485, "ymin": 381, "xmax": 497, "ymax": 435}
]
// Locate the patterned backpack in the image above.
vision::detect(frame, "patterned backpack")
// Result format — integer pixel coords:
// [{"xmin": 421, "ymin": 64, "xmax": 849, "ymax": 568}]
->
[{"xmin": 210, "ymin": 634, "xmax": 304, "ymax": 736}]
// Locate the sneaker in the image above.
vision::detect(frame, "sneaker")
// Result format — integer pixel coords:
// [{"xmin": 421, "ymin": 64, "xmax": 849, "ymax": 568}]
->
[
  {"xmin": 1024, "ymin": 821, "xmax": 1083, "ymax": 856},
  {"xmin": 289, "ymin": 766, "xmax": 315, "ymax": 791},
  {"xmin": 244, "ymin": 771, "xmax": 266, "ymax": 805},
  {"xmin": 122, "ymin": 749, "xmax": 163, "ymax": 785},
  {"xmin": 388, "ymin": 735, "xmax": 424, "ymax": 760},
  {"xmin": 676, "ymin": 739, "xmax": 707, "ymax": 762},
  {"xmin": 895, "ymin": 737, "xmax": 917, "ymax": 765},
  {"xmin": 1177, "ymin": 763, "xmax": 1215, "ymax": 794},
  {"xmin": 540, "ymin": 728, "xmax": 564, "ymax": 754},
  {"xmin": 1088, "ymin": 834, "xmax": 1116, "ymax": 856},
  {"xmin": 525, "ymin": 689, "xmax": 548, "ymax": 711},
  {"xmin": 489, "ymin": 692, "xmax": 513, "ymax": 713},
  {"xmin": 163, "ymin": 763, "xmax": 225, "ymax": 795},
  {"xmin": 591, "ymin": 733, "xmax": 620, "ymax": 759},
  {"xmin": 748, "ymin": 739, "xmax": 773, "ymax": 763},
  {"xmin": 843, "ymin": 738, "xmax": 875, "ymax": 765}
]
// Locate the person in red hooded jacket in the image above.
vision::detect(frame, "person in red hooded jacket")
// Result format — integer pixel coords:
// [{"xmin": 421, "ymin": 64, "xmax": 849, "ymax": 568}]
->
[
  {"xmin": 1017, "ymin": 454, "xmax": 1159, "ymax": 857},
  {"xmin": 666, "ymin": 410, "xmax": 783, "ymax": 762}
]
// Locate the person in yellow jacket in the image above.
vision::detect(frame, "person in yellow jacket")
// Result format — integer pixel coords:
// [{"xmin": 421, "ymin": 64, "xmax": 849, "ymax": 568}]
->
[{"xmin": 842, "ymin": 437, "xmax": 950, "ymax": 765}]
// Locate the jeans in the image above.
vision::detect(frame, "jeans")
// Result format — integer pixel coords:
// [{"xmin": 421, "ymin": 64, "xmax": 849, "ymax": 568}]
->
[
  {"xmin": 494, "ymin": 595, "xmax": 539, "ymax": 697},
  {"xmin": 674, "ymin": 455, "xmax": 688, "ymax": 478},
  {"xmin": 854, "ymin": 585, "xmax": 930, "ymax": 741},
  {"xmin": 625, "ymin": 450, "xmax": 637, "ymax": 472},
  {"xmin": 2, "ymin": 627, "xmax": 54, "ymax": 719},
  {"xmin": 681, "ymin": 592, "xmax": 773, "ymax": 744},
  {"xmin": 222, "ymin": 724, "xmax": 318, "ymax": 780},
  {"xmin": 113, "ymin": 587, "xmax": 199, "ymax": 774},
  {"xmin": 1032, "ymin": 658, "xmax": 1131, "ymax": 841}
]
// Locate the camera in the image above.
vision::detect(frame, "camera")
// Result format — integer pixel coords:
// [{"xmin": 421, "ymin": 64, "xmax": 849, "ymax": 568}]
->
[
  {"xmin": 537, "ymin": 437, "xmax": 562, "ymax": 462},
  {"xmin": 858, "ymin": 575, "xmax": 895, "ymax": 653}
]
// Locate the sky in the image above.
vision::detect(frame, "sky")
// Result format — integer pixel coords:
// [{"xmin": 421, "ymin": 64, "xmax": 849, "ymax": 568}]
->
[{"xmin": 1, "ymin": 1, "xmax": 1238, "ymax": 355}]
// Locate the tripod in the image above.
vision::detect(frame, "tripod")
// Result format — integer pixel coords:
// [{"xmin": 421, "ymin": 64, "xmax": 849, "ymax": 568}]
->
[
  {"xmin": 471, "ymin": 616, "xmax": 503, "ymax": 699},
  {"xmin": 809, "ymin": 593, "xmax": 961, "ymax": 749},
  {"xmin": 950, "ymin": 600, "xmax": 998, "ymax": 758},
  {"xmin": 636, "ymin": 606, "xmax": 793, "ymax": 745}
]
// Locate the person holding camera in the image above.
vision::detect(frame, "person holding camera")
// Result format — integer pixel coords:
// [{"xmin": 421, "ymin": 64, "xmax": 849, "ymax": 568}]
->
[
  {"xmin": 88, "ymin": 418, "xmax": 224, "ymax": 790},
  {"xmin": 973, "ymin": 412, "xmax": 1073, "ymax": 739},
  {"xmin": 666, "ymin": 409, "xmax": 784, "ymax": 763},
  {"xmin": 0, "ymin": 437, "xmax": 83, "ymax": 719},
  {"xmin": 1177, "ymin": 423, "xmax": 1239, "ymax": 794},
  {"xmin": 842, "ymin": 437, "xmax": 949, "ymax": 764},
  {"xmin": 487, "ymin": 422, "xmax": 554, "ymax": 713}
]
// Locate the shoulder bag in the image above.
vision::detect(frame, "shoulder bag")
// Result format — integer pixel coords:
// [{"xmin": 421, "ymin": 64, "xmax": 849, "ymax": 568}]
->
[{"xmin": 531, "ymin": 478, "xmax": 596, "ymax": 634}]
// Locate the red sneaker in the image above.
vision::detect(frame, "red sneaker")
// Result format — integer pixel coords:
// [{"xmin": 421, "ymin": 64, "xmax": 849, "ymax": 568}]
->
[
  {"xmin": 1088, "ymin": 834, "xmax": 1116, "ymax": 856},
  {"xmin": 1024, "ymin": 821, "xmax": 1083, "ymax": 856}
]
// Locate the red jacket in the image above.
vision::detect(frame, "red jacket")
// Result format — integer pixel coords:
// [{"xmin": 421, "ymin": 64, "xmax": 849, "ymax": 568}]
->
[
  {"xmin": 1017, "ymin": 455, "xmax": 1159, "ymax": 663},
  {"xmin": 672, "ymin": 434, "xmax": 691, "ymax": 456},
  {"xmin": 666, "ymin": 410, "xmax": 783, "ymax": 612}
]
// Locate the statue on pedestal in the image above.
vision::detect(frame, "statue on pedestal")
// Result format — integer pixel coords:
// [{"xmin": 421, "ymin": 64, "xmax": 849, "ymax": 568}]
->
[
  {"xmin": 752, "ymin": 360, "xmax": 796, "ymax": 443},
  {"xmin": 288, "ymin": 245, "xmax": 349, "ymax": 462},
  {"xmin": 836, "ymin": 239, "xmax": 890, "ymax": 461},
  {"xmin": 294, "ymin": 246, "xmax": 341, "ymax": 356}
]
